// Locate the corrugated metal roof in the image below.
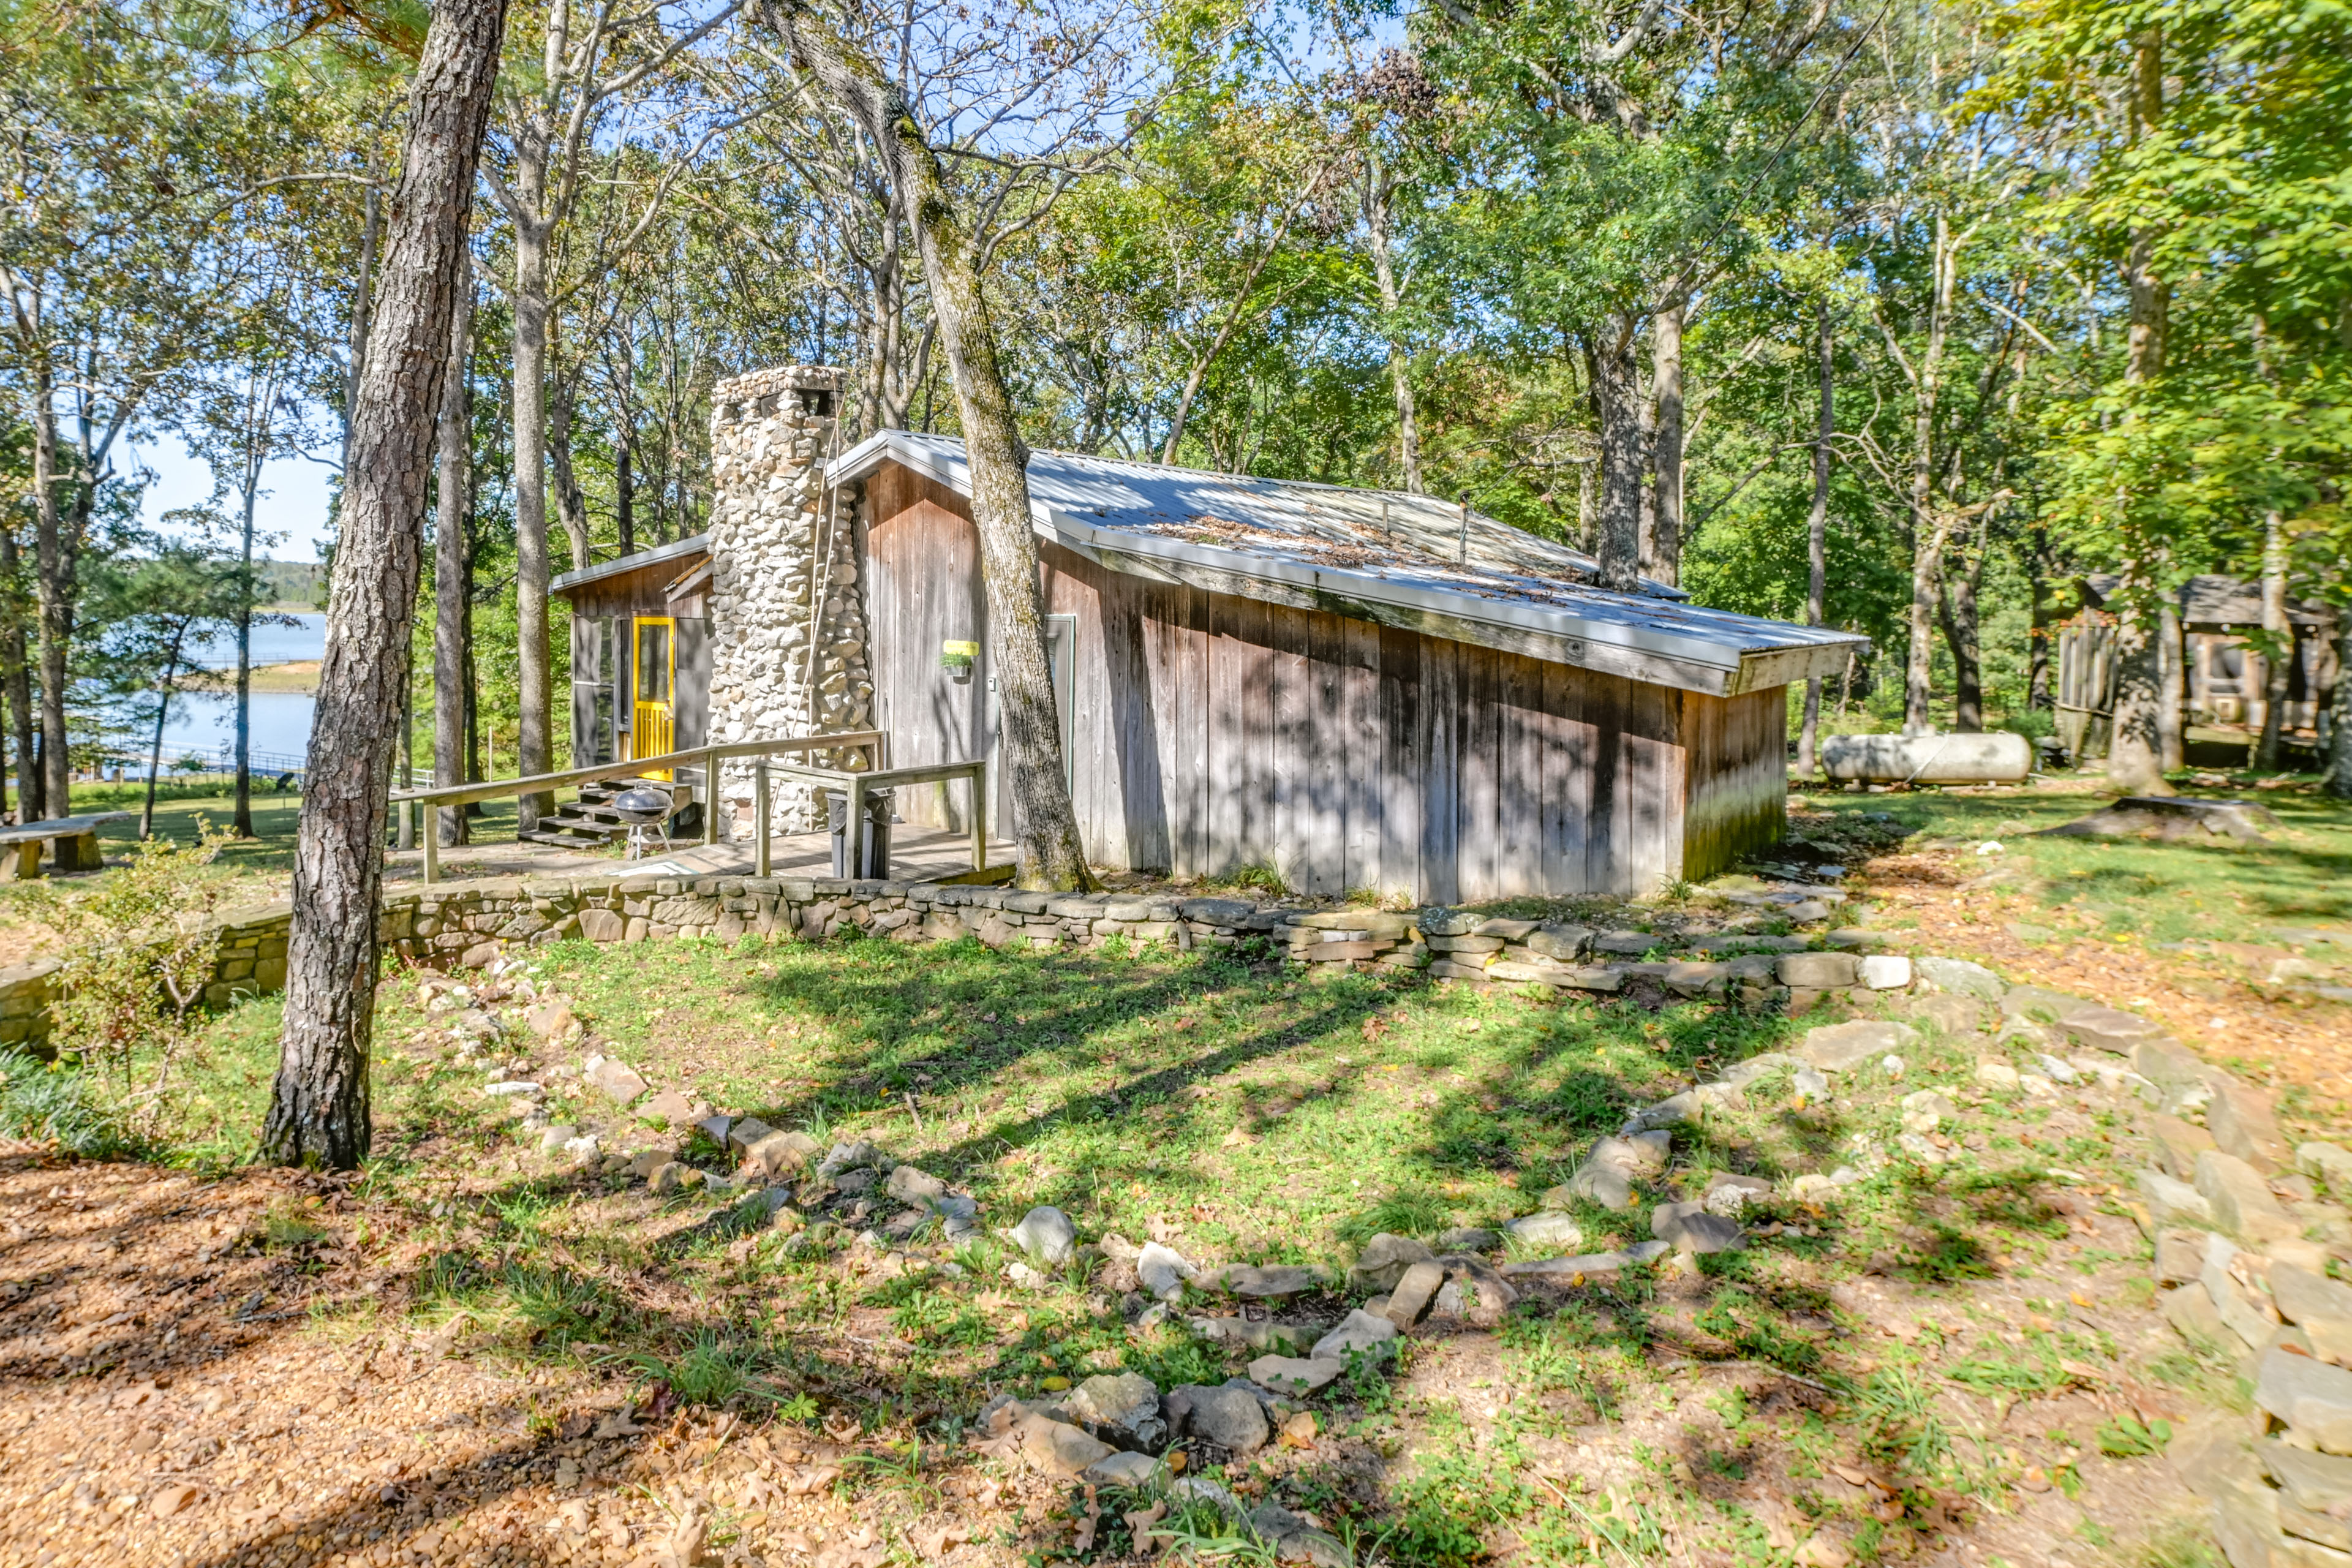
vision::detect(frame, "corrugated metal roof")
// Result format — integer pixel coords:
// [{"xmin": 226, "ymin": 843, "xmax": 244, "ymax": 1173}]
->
[
  {"xmin": 833, "ymin": 430, "xmax": 1866, "ymax": 696},
  {"xmin": 2082, "ymin": 573, "xmax": 2337, "ymax": 629}
]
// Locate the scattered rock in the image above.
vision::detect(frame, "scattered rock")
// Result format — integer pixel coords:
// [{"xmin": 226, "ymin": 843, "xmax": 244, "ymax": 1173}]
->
[
  {"xmin": 1011, "ymin": 1413, "xmax": 1118, "ymax": 1476},
  {"xmin": 1777, "ymin": 952, "xmax": 1860, "ymax": 989},
  {"xmin": 1793, "ymin": 1066, "xmax": 1830, "ymax": 1101},
  {"xmin": 1010, "ymin": 1205, "xmax": 1078, "ymax": 1265},
  {"xmin": 649, "ymin": 1161, "xmax": 701, "ymax": 1195},
  {"xmin": 1858, "ymin": 954, "xmax": 1912, "ymax": 989},
  {"xmin": 584, "ymin": 1055, "xmax": 649, "ymax": 1107},
  {"xmin": 1216, "ymin": 1264, "xmax": 1324, "ymax": 1298},
  {"xmin": 884, "ymin": 1164, "xmax": 948, "ymax": 1204},
  {"xmin": 1383, "ymin": 1260, "xmax": 1445, "ymax": 1327},
  {"xmin": 2272, "ymin": 1264, "xmax": 2352, "ymax": 1366},
  {"xmin": 725, "ymin": 1117, "xmax": 775, "ymax": 1158},
  {"xmin": 639, "ymin": 1088, "xmax": 698, "ymax": 1127},
  {"xmin": 526, "ymin": 1000, "xmax": 578, "ymax": 1039},
  {"xmin": 1167, "ymin": 1384, "xmax": 1270, "ymax": 1452},
  {"xmin": 2059, "ymin": 1007, "xmax": 2169, "ymax": 1057},
  {"xmin": 1085, "ymin": 1450, "xmax": 1167, "ymax": 1488},
  {"xmin": 1652, "ymin": 1200, "xmax": 1744, "ymax": 1254},
  {"xmin": 2208, "ymin": 1076, "xmax": 2294, "ymax": 1172},
  {"xmin": 1526, "ymin": 924, "xmax": 1594, "ymax": 962},
  {"xmin": 1975, "ymin": 1060, "xmax": 2021, "ymax": 1091},
  {"xmin": 1311, "ymin": 1309, "xmax": 1400, "ymax": 1360},
  {"xmin": 1502, "ymin": 1212, "xmax": 1585, "ymax": 1251},
  {"xmin": 1248, "ymin": 1355, "xmax": 1346, "ymax": 1393},
  {"xmin": 1064, "ymin": 1372, "xmax": 1167, "ymax": 1450},
  {"xmin": 2147, "ymin": 1114, "xmax": 2220, "ymax": 1180},
  {"xmin": 1798, "ymin": 1020, "xmax": 1920, "ymax": 1071},
  {"xmin": 2154, "ymin": 1229, "xmax": 2205, "ymax": 1284},
  {"xmin": 2138, "ymin": 1168, "xmax": 2214, "ymax": 1228},
  {"xmin": 1137, "ymin": 1242, "xmax": 1199, "ymax": 1301},
  {"xmin": 2001, "ymin": 984, "xmax": 2095, "ymax": 1022},
  {"xmin": 2301, "ymin": 1142, "xmax": 2352, "ymax": 1198},
  {"xmin": 1914, "ymin": 956, "xmax": 2005, "ymax": 1000},
  {"xmin": 1907, "ymin": 993, "xmax": 1984, "ymax": 1037},
  {"xmin": 2199, "ymin": 1150, "xmax": 2303, "ymax": 1244},
  {"xmin": 2255, "ymin": 1348, "xmax": 2352, "ymax": 1453},
  {"xmin": 1550, "ymin": 1132, "xmax": 1670, "ymax": 1212},
  {"xmin": 744, "ymin": 1129, "xmax": 821, "ymax": 1178},
  {"xmin": 1434, "ymin": 1226, "xmax": 1499, "ymax": 1252},
  {"xmin": 1347, "ymin": 1234, "xmax": 1436, "ymax": 1294}
]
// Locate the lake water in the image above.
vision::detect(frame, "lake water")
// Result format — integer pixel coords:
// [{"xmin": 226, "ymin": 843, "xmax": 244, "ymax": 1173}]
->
[
  {"xmin": 184, "ymin": 612, "xmax": 326, "ymax": 669},
  {"xmin": 111, "ymin": 614, "xmax": 327, "ymax": 778}
]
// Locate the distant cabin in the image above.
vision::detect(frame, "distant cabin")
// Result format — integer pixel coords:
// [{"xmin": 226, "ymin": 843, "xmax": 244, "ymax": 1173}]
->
[{"xmin": 552, "ymin": 365, "xmax": 1864, "ymax": 901}]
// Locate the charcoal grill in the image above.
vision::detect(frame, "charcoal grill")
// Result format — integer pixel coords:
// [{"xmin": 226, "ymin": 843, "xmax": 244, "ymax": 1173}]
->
[{"xmin": 608, "ymin": 783, "xmax": 679, "ymax": 860}]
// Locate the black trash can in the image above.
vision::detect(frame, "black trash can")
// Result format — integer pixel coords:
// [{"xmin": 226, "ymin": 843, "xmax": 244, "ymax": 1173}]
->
[{"xmin": 825, "ymin": 787, "xmax": 895, "ymax": 879}]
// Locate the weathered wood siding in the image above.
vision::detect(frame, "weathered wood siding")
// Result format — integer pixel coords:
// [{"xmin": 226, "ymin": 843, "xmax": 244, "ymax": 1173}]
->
[
  {"xmin": 862, "ymin": 459, "xmax": 1782, "ymax": 900},
  {"xmin": 1676, "ymin": 687, "xmax": 1785, "ymax": 883}
]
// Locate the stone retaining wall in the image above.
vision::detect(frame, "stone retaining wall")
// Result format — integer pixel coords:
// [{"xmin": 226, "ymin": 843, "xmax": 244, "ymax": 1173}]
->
[{"xmin": 0, "ymin": 871, "xmax": 1875, "ymax": 1056}]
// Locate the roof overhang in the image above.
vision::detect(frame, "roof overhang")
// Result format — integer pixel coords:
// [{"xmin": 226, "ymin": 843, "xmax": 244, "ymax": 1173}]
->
[
  {"xmin": 552, "ymin": 533, "xmax": 710, "ymax": 595},
  {"xmin": 830, "ymin": 434, "xmax": 1864, "ymax": 698}
]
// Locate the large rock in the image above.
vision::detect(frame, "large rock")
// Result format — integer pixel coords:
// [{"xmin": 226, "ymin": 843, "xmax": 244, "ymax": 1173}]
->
[
  {"xmin": 1858, "ymin": 955, "xmax": 1912, "ymax": 990},
  {"xmin": 2302, "ymin": 1142, "xmax": 2352, "ymax": 1199},
  {"xmin": 1311, "ymin": 1309, "xmax": 1400, "ymax": 1360},
  {"xmin": 1248, "ymin": 1355, "xmax": 1346, "ymax": 1393},
  {"xmin": 2136, "ymin": 1038, "xmax": 2216, "ymax": 1104},
  {"xmin": 725, "ymin": 1116, "xmax": 774, "ymax": 1157},
  {"xmin": 2138, "ymin": 1168, "xmax": 2214, "ymax": 1228},
  {"xmin": 1251, "ymin": 1504, "xmax": 1353, "ymax": 1568},
  {"xmin": 1382, "ymin": 1261, "xmax": 1445, "ymax": 1327},
  {"xmin": 641, "ymin": 1088, "xmax": 698, "ymax": 1128},
  {"xmin": 2255, "ymin": 1348, "xmax": 2352, "ymax": 1454},
  {"xmin": 584, "ymin": 1055, "xmax": 649, "ymax": 1107},
  {"xmin": 885, "ymin": 1164, "xmax": 948, "ymax": 1204},
  {"xmin": 1347, "ymin": 1234, "xmax": 1436, "ymax": 1294},
  {"xmin": 1652, "ymin": 1200, "xmax": 1744, "ymax": 1254},
  {"xmin": 2198, "ymin": 1150, "xmax": 2303, "ymax": 1244},
  {"xmin": 1085, "ymin": 1450, "xmax": 1168, "ymax": 1488},
  {"xmin": 2000, "ymin": 984, "xmax": 2094, "ymax": 1022},
  {"xmin": 1502, "ymin": 1213, "xmax": 1585, "ymax": 1252},
  {"xmin": 2267, "ymin": 1444, "xmax": 2352, "ymax": 1516},
  {"xmin": 1167, "ymin": 1384, "xmax": 1269, "ymax": 1452},
  {"xmin": 1065, "ymin": 1372, "xmax": 1166, "ymax": 1450},
  {"xmin": 2060, "ymin": 1007, "xmax": 2170, "ymax": 1056},
  {"xmin": 1009, "ymin": 1205, "xmax": 1077, "ymax": 1266},
  {"xmin": 1526, "ymin": 924, "xmax": 1593, "ymax": 962},
  {"xmin": 1777, "ymin": 952, "xmax": 1860, "ymax": 989},
  {"xmin": 1914, "ymin": 957, "xmax": 2005, "ymax": 1000},
  {"xmin": 1011, "ymin": 1412, "xmax": 1117, "ymax": 1476},
  {"xmin": 1550, "ymin": 1132, "xmax": 1670, "ymax": 1212},
  {"xmin": 2273, "ymin": 1265, "xmax": 2352, "ymax": 1366},
  {"xmin": 2147, "ymin": 1114, "xmax": 2220, "ymax": 1180},
  {"xmin": 1137, "ymin": 1242, "xmax": 1199, "ymax": 1301},
  {"xmin": 744, "ymin": 1129, "xmax": 821, "ymax": 1178},
  {"xmin": 1908, "ymin": 993, "xmax": 1984, "ymax": 1037},
  {"xmin": 1216, "ymin": 1265, "xmax": 1325, "ymax": 1299},
  {"xmin": 1798, "ymin": 1020, "xmax": 1920, "ymax": 1072},
  {"xmin": 1819, "ymin": 731, "xmax": 2030, "ymax": 783},
  {"xmin": 2209, "ymin": 1076, "xmax": 2294, "ymax": 1172}
]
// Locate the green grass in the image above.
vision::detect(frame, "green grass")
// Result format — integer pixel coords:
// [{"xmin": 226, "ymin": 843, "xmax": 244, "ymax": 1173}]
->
[{"xmin": 1799, "ymin": 785, "xmax": 2352, "ymax": 945}]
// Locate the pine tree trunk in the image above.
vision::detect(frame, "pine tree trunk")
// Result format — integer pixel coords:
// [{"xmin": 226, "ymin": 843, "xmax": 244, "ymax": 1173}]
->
[
  {"xmin": 1585, "ymin": 317, "xmax": 1645, "ymax": 594},
  {"xmin": 616, "ymin": 437, "xmax": 636, "ymax": 556},
  {"xmin": 1904, "ymin": 214, "xmax": 1956, "ymax": 735},
  {"xmin": 549, "ymin": 374, "xmax": 593, "ymax": 573},
  {"xmin": 511, "ymin": 190, "xmax": 554, "ymax": 824},
  {"xmin": 233, "ymin": 471, "xmax": 259, "ymax": 837},
  {"xmin": 1364, "ymin": 155, "xmax": 1422, "ymax": 494},
  {"xmin": 436, "ymin": 248, "xmax": 474, "ymax": 846},
  {"xmin": 2108, "ymin": 26, "xmax": 2173, "ymax": 796},
  {"xmin": 2256, "ymin": 510, "xmax": 2291, "ymax": 769},
  {"xmin": 263, "ymin": 0, "xmax": 508, "ymax": 1171},
  {"xmin": 1, "ymin": 524, "xmax": 39, "ymax": 821},
  {"xmin": 757, "ymin": 0, "xmax": 1090, "ymax": 889},
  {"xmin": 1797, "ymin": 303, "xmax": 1833, "ymax": 778},
  {"xmin": 29, "ymin": 369, "xmax": 75, "ymax": 820}
]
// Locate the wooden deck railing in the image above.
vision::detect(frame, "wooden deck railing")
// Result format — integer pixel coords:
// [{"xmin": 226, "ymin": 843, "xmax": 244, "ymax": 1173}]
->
[{"xmin": 388, "ymin": 731, "xmax": 990, "ymax": 886}]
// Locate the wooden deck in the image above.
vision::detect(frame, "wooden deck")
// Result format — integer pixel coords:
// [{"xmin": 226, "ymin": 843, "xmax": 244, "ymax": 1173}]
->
[{"xmin": 384, "ymin": 824, "xmax": 1016, "ymax": 887}]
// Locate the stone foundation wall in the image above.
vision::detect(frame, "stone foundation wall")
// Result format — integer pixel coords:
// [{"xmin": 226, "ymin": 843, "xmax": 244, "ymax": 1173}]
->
[{"xmin": 704, "ymin": 364, "xmax": 872, "ymax": 832}]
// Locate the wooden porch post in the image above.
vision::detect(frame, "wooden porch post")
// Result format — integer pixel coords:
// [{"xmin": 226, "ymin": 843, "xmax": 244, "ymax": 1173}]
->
[
  {"xmin": 970, "ymin": 763, "xmax": 986, "ymax": 872},
  {"xmin": 846, "ymin": 774, "xmax": 866, "ymax": 880}
]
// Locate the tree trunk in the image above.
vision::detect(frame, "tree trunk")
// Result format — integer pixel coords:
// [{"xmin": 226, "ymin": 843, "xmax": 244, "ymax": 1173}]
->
[
  {"xmin": 1364, "ymin": 154, "xmax": 1423, "ymax": 494},
  {"xmin": 1646, "ymin": 302, "xmax": 1684, "ymax": 587},
  {"xmin": 2325, "ymin": 615, "xmax": 2352, "ymax": 799},
  {"xmin": 616, "ymin": 435, "xmax": 636, "ymax": 556},
  {"xmin": 758, "ymin": 0, "xmax": 1090, "ymax": 889},
  {"xmin": 2027, "ymin": 524, "xmax": 2054, "ymax": 710},
  {"xmin": 1797, "ymin": 302, "xmax": 1832, "ymax": 778},
  {"xmin": 2256, "ymin": 508, "xmax": 2290, "ymax": 769},
  {"xmin": 1585, "ymin": 317, "xmax": 1645, "ymax": 594},
  {"xmin": 549, "ymin": 372, "xmax": 593, "ymax": 574},
  {"xmin": 263, "ymin": 0, "xmax": 507, "ymax": 1171},
  {"xmin": 1904, "ymin": 213, "xmax": 1956, "ymax": 735},
  {"xmin": 2107, "ymin": 25, "xmax": 2172, "ymax": 796},
  {"xmin": 511, "ymin": 187, "xmax": 554, "ymax": 821},
  {"xmin": 140, "ymin": 636, "xmax": 183, "ymax": 841},
  {"xmin": 1, "ymin": 524, "xmax": 39, "ymax": 821},
  {"xmin": 29, "ymin": 363, "xmax": 75, "ymax": 819},
  {"xmin": 1937, "ymin": 516, "xmax": 1986, "ymax": 733},
  {"xmin": 233, "ymin": 466, "xmax": 260, "ymax": 837},
  {"xmin": 2158, "ymin": 594, "xmax": 2184, "ymax": 771},
  {"xmin": 436, "ymin": 247, "xmax": 474, "ymax": 847}
]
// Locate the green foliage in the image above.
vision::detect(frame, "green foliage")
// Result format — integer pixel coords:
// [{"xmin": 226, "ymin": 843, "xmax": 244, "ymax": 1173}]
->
[
  {"xmin": 4, "ymin": 826, "xmax": 232, "ymax": 1136},
  {"xmin": 0, "ymin": 1047, "xmax": 135, "ymax": 1157}
]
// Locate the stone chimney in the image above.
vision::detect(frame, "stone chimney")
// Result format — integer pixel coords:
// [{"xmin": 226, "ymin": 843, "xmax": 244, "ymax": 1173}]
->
[{"xmin": 704, "ymin": 364, "xmax": 870, "ymax": 832}]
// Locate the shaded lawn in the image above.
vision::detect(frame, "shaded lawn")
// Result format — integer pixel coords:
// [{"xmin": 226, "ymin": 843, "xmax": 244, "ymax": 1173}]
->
[{"xmin": 1801, "ymin": 785, "xmax": 2352, "ymax": 943}]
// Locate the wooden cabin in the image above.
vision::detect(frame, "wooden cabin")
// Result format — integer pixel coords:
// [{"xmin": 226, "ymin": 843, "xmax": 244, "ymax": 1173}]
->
[
  {"xmin": 555, "ymin": 390, "xmax": 1864, "ymax": 900},
  {"xmin": 551, "ymin": 533, "xmax": 713, "ymax": 773}
]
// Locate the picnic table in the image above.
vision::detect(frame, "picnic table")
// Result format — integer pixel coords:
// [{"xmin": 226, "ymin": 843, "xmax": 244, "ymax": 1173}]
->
[{"xmin": 0, "ymin": 813, "xmax": 134, "ymax": 879}]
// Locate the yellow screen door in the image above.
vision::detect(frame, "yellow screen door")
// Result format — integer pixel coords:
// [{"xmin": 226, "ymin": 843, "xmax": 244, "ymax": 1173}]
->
[{"xmin": 632, "ymin": 617, "xmax": 675, "ymax": 777}]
